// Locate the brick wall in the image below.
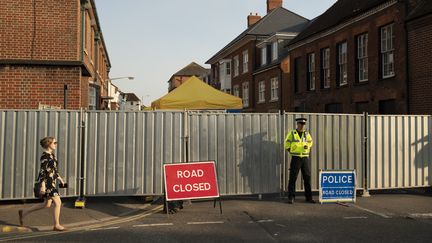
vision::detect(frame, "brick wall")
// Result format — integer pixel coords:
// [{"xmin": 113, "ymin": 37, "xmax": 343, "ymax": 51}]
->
[
  {"xmin": 0, "ymin": 65, "xmax": 82, "ymax": 109},
  {"xmin": 1, "ymin": 0, "xmax": 80, "ymax": 61},
  {"xmin": 407, "ymin": 14, "xmax": 432, "ymax": 114},
  {"xmin": 0, "ymin": 0, "xmax": 111, "ymax": 110},
  {"xmin": 230, "ymin": 42, "xmax": 257, "ymax": 111},
  {"xmin": 253, "ymin": 66, "xmax": 282, "ymax": 112},
  {"xmin": 283, "ymin": 3, "xmax": 409, "ymax": 114}
]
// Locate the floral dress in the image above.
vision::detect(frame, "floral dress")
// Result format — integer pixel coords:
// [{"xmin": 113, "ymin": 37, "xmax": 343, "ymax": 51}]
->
[{"xmin": 37, "ymin": 152, "xmax": 61, "ymax": 197}]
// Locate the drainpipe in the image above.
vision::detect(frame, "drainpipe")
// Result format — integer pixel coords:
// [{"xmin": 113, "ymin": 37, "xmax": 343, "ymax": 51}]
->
[
  {"xmin": 279, "ymin": 67, "xmax": 283, "ymax": 111},
  {"xmin": 80, "ymin": 1, "xmax": 86, "ymax": 63},
  {"xmin": 404, "ymin": 20, "xmax": 410, "ymax": 114}
]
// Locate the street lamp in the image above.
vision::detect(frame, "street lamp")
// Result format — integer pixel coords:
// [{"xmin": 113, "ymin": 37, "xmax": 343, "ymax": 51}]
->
[{"xmin": 105, "ymin": 76, "xmax": 135, "ymax": 110}]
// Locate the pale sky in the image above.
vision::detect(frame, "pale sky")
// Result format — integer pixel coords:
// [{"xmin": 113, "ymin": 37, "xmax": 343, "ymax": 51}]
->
[{"xmin": 96, "ymin": 0, "xmax": 337, "ymax": 106}]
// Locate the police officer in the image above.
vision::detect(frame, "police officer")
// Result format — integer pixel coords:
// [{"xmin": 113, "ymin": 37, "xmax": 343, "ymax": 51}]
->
[{"xmin": 284, "ymin": 118, "xmax": 315, "ymax": 204}]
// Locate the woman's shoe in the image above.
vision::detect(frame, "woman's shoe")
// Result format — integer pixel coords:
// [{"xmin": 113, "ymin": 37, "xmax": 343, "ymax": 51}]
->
[
  {"xmin": 53, "ymin": 226, "xmax": 67, "ymax": 231},
  {"xmin": 18, "ymin": 210, "xmax": 24, "ymax": 226}
]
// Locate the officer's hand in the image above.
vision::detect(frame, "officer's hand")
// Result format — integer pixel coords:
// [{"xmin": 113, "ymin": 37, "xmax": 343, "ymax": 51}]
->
[{"xmin": 304, "ymin": 145, "xmax": 308, "ymax": 149}]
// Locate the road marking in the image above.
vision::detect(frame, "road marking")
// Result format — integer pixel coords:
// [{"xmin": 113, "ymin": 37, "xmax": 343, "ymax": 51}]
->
[
  {"xmin": 0, "ymin": 205, "xmax": 163, "ymax": 242},
  {"xmin": 256, "ymin": 219, "xmax": 274, "ymax": 223},
  {"xmin": 351, "ymin": 205, "xmax": 391, "ymax": 219},
  {"xmin": 89, "ymin": 226, "xmax": 120, "ymax": 231},
  {"xmin": 408, "ymin": 213, "xmax": 432, "ymax": 219},
  {"xmin": 133, "ymin": 223, "xmax": 173, "ymax": 227},
  {"xmin": 187, "ymin": 221, "xmax": 224, "ymax": 225},
  {"xmin": 343, "ymin": 216, "xmax": 368, "ymax": 219},
  {"xmin": 276, "ymin": 224, "xmax": 286, "ymax": 227}
]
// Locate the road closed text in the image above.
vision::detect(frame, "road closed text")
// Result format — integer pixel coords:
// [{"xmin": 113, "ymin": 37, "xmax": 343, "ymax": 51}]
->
[
  {"xmin": 172, "ymin": 169, "xmax": 212, "ymax": 193},
  {"xmin": 173, "ymin": 183, "xmax": 211, "ymax": 192},
  {"xmin": 164, "ymin": 162, "xmax": 219, "ymax": 201}
]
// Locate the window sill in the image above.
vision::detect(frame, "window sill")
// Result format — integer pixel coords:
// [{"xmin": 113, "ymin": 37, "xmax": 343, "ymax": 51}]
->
[
  {"xmin": 335, "ymin": 83, "xmax": 348, "ymax": 89},
  {"xmin": 382, "ymin": 74, "xmax": 395, "ymax": 79},
  {"xmin": 354, "ymin": 81, "xmax": 369, "ymax": 86},
  {"xmin": 269, "ymin": 99, "xmax": 279, "ymax": 103},
  {"xmin": 257, "ymin": 100, "xmax": 265, "ymax": 104}
]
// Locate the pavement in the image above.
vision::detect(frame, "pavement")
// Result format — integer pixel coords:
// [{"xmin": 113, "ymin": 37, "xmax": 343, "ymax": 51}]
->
[
  {"xmin": 0, "ymin": 196, "xmax": 154, "ymax": 234},
  {"xmin": 1, "ymin": 191, "xmax": 432, "ymax": 242}
]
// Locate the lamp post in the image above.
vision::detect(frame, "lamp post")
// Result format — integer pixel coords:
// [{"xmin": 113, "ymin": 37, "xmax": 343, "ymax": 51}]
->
[{"xmin": 106, "ymin": 76, "xmax": 134, "ymax": 110}]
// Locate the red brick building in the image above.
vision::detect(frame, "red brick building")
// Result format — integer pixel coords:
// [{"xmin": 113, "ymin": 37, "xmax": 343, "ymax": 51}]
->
[
  {"xmin": 283, "ymin": 0, "xmax": 431, "ymax": 114},
  {"xmin": 406, "ymin": 0, "xmax": 432, "ymax": 114},
  {"xmin": 206, "ymin": 0, "xmax": 308, "ymax": 112},
  {"xmin": 168, "ymin": 62, "xmax": 211, "ymax": 92},
  {"xmin": 0, "ymin": 0, "xmax": 111, "ymax": 110}
]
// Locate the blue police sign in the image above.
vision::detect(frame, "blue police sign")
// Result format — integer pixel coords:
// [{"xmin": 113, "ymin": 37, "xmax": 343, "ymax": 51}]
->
[{"xmin": 319, "ymin": 170, "xmax": 356, "ymax": 203}]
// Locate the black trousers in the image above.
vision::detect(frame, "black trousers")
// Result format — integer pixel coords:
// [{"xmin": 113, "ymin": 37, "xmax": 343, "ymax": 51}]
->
[{"xmin": 288, "ymin": 156, "xmax": 312, "ymax": 200}]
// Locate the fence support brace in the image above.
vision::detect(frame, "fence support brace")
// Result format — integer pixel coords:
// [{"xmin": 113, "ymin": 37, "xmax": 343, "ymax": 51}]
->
[{"xmin": 362, "ymin": 112, "xmax": 371, "ymax": 197}]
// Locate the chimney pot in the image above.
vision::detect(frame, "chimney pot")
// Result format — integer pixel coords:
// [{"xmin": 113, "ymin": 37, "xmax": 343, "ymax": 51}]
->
[
  {"xmin": 247, "ymin": 13, "xmax": 261, "ymax": 27},
  {"xmin": 267, "ymin": 0, "xmax": 283, "ymax": 13}
]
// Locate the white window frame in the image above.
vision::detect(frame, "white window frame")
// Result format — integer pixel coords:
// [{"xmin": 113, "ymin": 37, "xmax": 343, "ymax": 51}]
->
[
  {"xmin": 242, "ymin": 82, "xmax": 249, "ymax": 108},
  {"xmin": 338, "ymin": 42, "xmax": 348, "ymax": 86},
  {"xmin": 272, "ymin": 41, "xmax": 278, "ymax": 61},
  {"xmin": 233, "ymin": 56, "xmax": 239, "ymax": 77},
  {"xmin": 308, "ymin": 53, "xmax": 316, "ymax": 91},
  {"xmin": 270, "ymin": 77, "xmax": 279, "ymax": 101},
  {"xmin": 261, "ymin": 46, "xmax": 267, "ymax": 66},
  {"xmin": 322, "ymin": 48, "xmax": 330, "ymax": 88},
  {"xmin": 381, "ymin": 24, "xmax": 395, "ymax": 79},
  {"xmin": 258, "ymin": 81, "xmax": 265, "ymax": 103},
  {"xmin": 88, "ymin": 86, "xmax": 97, "ymax": 110},
  {"xmin": 242, "ymin": 50, "xmax": 249, "ymax": 73},
  {"xmin": 233, "ymin": 85, "xmax": 240, "ymax": 97},
  {"xmin": 357, "ymin": 33, "xmax": 369, "ymax": 82},
  {"xmin": 226, "ymin": 61, "xmax": 231, "ymax": 76}
]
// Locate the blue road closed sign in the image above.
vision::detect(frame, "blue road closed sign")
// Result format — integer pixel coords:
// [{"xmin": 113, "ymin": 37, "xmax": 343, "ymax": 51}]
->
[{"xmin": 319, "ymin": 170, "xmax": 356, "ymax": 203}]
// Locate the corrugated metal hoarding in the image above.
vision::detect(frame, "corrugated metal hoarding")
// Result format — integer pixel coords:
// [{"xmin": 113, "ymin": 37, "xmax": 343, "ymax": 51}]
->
[
  {"xmin": 0, "ymin": 110, "xmax": 81, "ymax": 200},
  {"xmin": 1, "ymin": 110, "xmax": 431, "ymax": 201},
  {"xmin": 188, "ymin": 113, "xmax": 282, "ymax": 195},
  {"xmin": 368, "ymin": 115, "xmax": 432, "ymax": 189},
  {"xmin": 85, "ymin": 111, "xmax": 184, "ymax": 196},
  {"xmin": 283, "ymin": 113, "xmax": 364, "ymax": 191}
]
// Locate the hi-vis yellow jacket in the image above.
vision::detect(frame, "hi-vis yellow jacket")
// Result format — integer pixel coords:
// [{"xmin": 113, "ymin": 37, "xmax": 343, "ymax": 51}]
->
[{"xmin": 284, "ymin": 130, "xmax": 313, "ymax": 158}]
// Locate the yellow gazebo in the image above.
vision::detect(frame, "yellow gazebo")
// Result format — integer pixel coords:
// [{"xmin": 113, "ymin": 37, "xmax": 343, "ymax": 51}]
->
[{"xmin": 151, "ymin": 76, "xmax": 242, "ymax": 110}]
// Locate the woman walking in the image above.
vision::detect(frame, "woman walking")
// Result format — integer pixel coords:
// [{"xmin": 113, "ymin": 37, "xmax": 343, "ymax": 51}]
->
[{"xmin": 19, "ymin": 137, "xmax": 67, "ymax": 231}]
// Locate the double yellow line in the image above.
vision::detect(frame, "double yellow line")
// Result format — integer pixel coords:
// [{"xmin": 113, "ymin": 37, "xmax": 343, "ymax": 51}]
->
[{"xmin": 0, "ymin": 205, "xmax": 163, "ymax": 242}]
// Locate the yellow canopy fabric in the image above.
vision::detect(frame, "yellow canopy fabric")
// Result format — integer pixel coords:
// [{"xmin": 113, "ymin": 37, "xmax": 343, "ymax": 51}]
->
[{"xmin": 152, "ymin": 76, "xmax": 242, "ymax": 110}]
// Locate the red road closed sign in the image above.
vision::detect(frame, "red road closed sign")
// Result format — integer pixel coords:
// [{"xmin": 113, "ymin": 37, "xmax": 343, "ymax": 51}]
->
[{"xmin": 163, "ymin": 161, "xmax": 219, "ymax": 201}]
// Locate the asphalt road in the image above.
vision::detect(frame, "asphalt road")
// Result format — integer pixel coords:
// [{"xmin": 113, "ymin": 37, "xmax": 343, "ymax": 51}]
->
[{"xmin": 3, "ymin": 194, "xmax": 432, "ymax": 243}]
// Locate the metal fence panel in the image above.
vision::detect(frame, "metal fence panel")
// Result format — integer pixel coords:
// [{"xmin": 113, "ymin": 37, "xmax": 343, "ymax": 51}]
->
[
  {"xmin": 84, "ymin": 111, "xmax": 184, "ymax": 196},
  {"xmin": 283, "ymin": 113, "xmax": 364, "ymax": 192},
  {"xmin": 368, "ymin": 115, "xmax": 432, "ymax": 189},
  {"xmin": 0, "ymin": 110, "xmax": 81, "ymax": 200},
  {"xmin": 189, "ymin": 113, "xmax": 282, "ymax": 195}
]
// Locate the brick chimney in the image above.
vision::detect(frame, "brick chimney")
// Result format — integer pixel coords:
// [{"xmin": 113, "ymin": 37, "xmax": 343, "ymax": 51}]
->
[
  {"xmin": 267, "ymin": 0, "xmax": 283, "ymax": 13},
  {"xmin": 247, "ymin": 13, "xmax": 261, "ymax": 27}
]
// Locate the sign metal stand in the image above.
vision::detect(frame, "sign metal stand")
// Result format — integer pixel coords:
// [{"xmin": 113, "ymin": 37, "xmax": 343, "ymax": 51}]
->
[{"xmin": 163, "ymin": 161, "xmax": 222, "ymax": 216}]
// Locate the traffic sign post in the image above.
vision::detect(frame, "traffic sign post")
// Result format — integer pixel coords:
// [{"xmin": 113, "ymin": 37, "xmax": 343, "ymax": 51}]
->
[
  {"xmin": 319, "ymin": 170, "xmax": 356, "ymax": 204},
  {"xmin": 163, "ymin": 161, "xmax": 222, "ymax": 215}
]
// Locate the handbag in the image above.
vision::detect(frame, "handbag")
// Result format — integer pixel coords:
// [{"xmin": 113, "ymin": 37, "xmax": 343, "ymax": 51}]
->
[
  {"xmin": 33, "ymin": 182, "xmax": 41, "ymax": 198},
  {"xmin": 33, "ymin": 181, "xmax": 46, "ymax": 198}
]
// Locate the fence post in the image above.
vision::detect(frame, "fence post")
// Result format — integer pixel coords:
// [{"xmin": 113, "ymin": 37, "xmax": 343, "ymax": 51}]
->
[
  {"xmin": 183, "ymin": 110, "xmax": 190, "ymax": 163},
  {"xmin": 75, "ymin": 108, "xmax": 87, "ymax": 207},
  {"xmin": 362, "ymin": 112, "xmax": 370, "ymax": 197},
  {"xmin": 281, "ymin": 110, "xmax": 286, "ymax": 197}
]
